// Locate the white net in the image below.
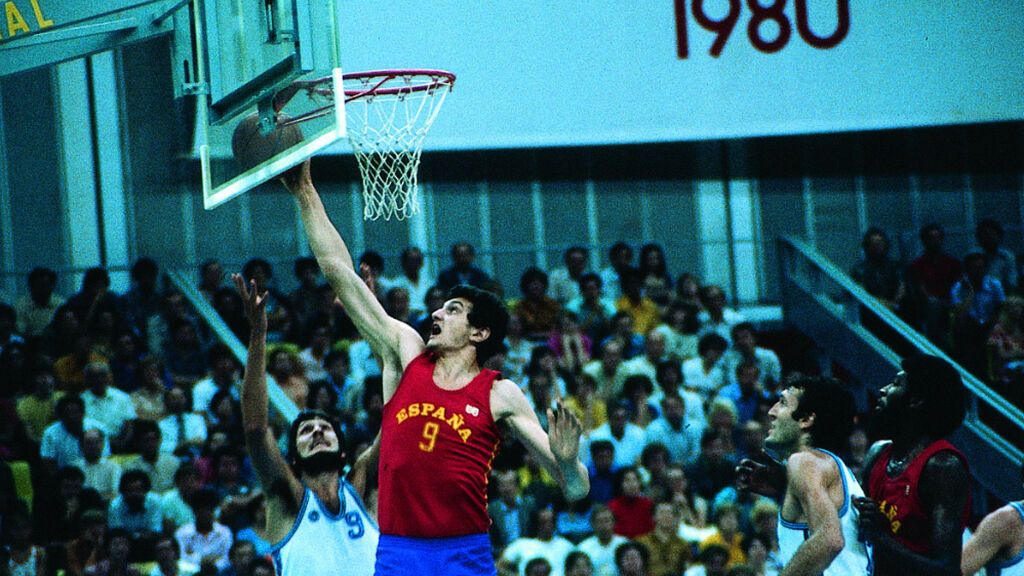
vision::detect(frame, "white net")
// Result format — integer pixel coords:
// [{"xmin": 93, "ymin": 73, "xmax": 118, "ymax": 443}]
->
[{"xmin": 344, "ymin": 72, "xmax": 454, "ymax": 221}]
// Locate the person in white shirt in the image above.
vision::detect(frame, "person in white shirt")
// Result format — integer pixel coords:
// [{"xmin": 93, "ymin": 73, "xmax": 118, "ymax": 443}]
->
[
  {"xmin": 584, "ymin": 401, "xmax": 647, "ymax": 470},
  {"xmin": 122, "ymin": 420, "xmax": 180, "ymax": 493},
  {"xmin": 582, "ymin": 341, "xmax": 625, "ymax": 402},
  {"xmin": 191, "ymin": 345, "xmax": 241, "ymax": 416},
  {"xmin": 549, "ymin": 246, "xmax": 591, "ymax": 306},
  {"xmin": 682, "ymin": 334, "xmax": 729, "ymax": 398},
  {"xmin": 499, "ymin": 508, "xmax": 576, "ymax": 576},
  {"xmin": 645, "ymin": 394, "xmax": 702, "ymax": 466},
  {"xmin": 697, "ymin": 286, "xmax": 744, "ymax": 344},
  {"xmin": 81, "ymin": 362, "xmax": 136, "ymax": 439},
  {"xmin": 40, "ymin": 394, "xmax": 109, "ymax": 471},
  {"xmin": 298, "ymin": 321, "xmax": 332, "ymax": 383},
  {"xmin": 150, "ymin": 535, "xmax": 199, "ymax": 576},
  {"xmin": 381, "ymin": 247, "xmax": 431, "ymax": 319},
  {"xmin": 577, "ymin": 505, "xmax": 629, "ymax": 576},
  {"xmin": 614, "ymin": 330, "xmax": 667, "ymax": 398},
  {"xmin": 721, "ymin": 323, "xmax": 782, "ymax": 392},
  {"xmin": 159, "ymin": 386, "xmax": 207, "ymax": 456},
  {"xmin": 174, "ymin": 487, "xmax": 233, "ymax": 572},
  {"xmin": 76, "ymin": 427, "xmax": 121, "ymax": 501},
  {"xmin": 14, "ymin": 267, "xmax": 64, "ymax": 338},
  {"xmin": 599, "ymin": 243, "xmax": 634, "ymax": 302}
]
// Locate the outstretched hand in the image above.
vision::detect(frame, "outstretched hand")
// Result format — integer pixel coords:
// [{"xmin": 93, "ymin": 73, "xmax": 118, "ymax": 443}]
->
[
  {"xmin": 279, "ymin": 158, "xmax": 313, "ymax": 195},
  {"xmin": 736, "ymin": 455, "xmax": 786, "ymax": 497},
  {"xmin": 547, "ymin": 402, "xmax": 583, "ymax": 464},
  {"xmin": 232, "ymin": 273, "xmax": 268, "ymax": 333}
]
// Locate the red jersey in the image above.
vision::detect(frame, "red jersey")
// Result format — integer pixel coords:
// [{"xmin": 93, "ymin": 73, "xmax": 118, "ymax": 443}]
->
[
  {"xmin": 378, "ymin": 353, "xmax": 502, "ymax": 537},
  {"xmin": 866, "ymin": 439, "xmax": 970, "ymax": 555}
]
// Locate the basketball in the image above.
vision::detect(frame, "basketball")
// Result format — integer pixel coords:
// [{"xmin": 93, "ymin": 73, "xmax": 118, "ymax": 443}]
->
[{"xmin": 231, "ymin": 112, "xmax": 304, "ymax": 171}]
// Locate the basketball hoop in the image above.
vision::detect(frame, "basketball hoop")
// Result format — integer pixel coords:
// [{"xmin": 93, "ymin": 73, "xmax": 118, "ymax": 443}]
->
[{"xmin": 274, "ymin": 69, "xmax": 455, "ymax": 221}]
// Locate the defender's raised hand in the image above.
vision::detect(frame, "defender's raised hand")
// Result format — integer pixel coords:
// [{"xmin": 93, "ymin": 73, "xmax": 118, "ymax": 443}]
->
[
  {"xmin": 232, "ymin": 273, "xmax": 268, "ymax": 333},
  {"xmin": 547, "ymin": 402, "xmax": 584, "ymax": 464}
]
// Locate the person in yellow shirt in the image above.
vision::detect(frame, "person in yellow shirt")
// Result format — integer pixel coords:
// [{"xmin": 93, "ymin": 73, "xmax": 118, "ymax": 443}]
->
[
  {"xmin": 700, "ymin": 503, "xmax": 747, "ymax": 567},
  {"xmin": 563, "ymin": 374, "xmax": 607, "ymax": 432},
  {"xmin": 16, "ymin": 365, "xmax": 63, "ymax": 444},
  {"xmin": 638, "ymin": 502, "xmax": 693, "ymax": 576},
  {"xmin": 616, "ymin": 269, "xmax": 661, "ymax": 336}
]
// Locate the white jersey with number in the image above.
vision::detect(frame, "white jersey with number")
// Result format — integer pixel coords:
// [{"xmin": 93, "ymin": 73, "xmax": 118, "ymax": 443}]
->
[
  {"xmin": 271, "ymin": 481, "xmax": 379, "ymax": 576},
  {"xmin": 777, "ymin": 448, "xmax": 872, "ymax": 576},
  {"xmin": 986, "ymin": 502, "xmax": 1024, "ymax": 576}
]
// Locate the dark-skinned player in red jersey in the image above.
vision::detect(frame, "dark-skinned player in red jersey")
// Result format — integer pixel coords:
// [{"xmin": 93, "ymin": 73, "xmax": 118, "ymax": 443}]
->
[
  {"xmin": 853, "ymin": 354, "xmax": 971, "ymax": 576},
  {"xmin": 281, "ymin": 161, "xmax": 590, "ymax": 576}
]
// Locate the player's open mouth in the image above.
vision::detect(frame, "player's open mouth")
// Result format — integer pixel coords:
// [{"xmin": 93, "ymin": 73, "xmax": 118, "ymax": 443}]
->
[{"xmin": 431, "ymin": 323, "xmax": 442, "ymax": 335}]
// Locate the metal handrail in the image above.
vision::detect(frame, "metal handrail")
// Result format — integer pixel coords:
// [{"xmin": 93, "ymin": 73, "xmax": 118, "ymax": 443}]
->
[{"xmin": 165, "ymin": 269, "xmax": 299, "ymax": 422}]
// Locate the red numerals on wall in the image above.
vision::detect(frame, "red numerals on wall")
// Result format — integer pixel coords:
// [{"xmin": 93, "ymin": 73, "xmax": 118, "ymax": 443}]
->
[{"xmin": 675, "ymin": 0, "xmax": 849, "ymax": 59}]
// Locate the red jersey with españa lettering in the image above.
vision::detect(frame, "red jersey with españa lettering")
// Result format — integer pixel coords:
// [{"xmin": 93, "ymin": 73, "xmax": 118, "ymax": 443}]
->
[
  {"xmin": 378, "ymin": 353, "xmax": 502, "ymax": 537},
  {"xmin": 866, "ymin": 439, "xmax": 970, "ymax": 555}
]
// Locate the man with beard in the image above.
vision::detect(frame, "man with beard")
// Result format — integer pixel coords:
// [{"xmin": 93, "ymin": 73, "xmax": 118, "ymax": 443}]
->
[
  {"xmin": 234, "ymin": 274, "xmax": 378, "ymax": 576},
  {"xmin": 739, "ymin": 376, "xmax": 869, "ymax": 576},
  {"xmin": 853, "ymin": 355, "xmax": 970, "ymax": 576}
]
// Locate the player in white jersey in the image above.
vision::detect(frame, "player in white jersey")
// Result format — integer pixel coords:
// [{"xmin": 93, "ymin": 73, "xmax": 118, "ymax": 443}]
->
[
  {"xmin": 738, "ymin": 375, "xmax": 870, "ymax": 576},
  {"xmin": 235, "ymin": 274, "xmax": 378, "ymax": 576},
  {"xmin": 962, "ymin": 465, "xmax": 1024, "ymax": 576}
]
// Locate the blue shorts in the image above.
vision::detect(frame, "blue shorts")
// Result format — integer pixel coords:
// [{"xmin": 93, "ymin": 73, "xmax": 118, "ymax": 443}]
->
[{"xmin": 374, "ymin": 533, "xmax": 495, "ymax": 576}]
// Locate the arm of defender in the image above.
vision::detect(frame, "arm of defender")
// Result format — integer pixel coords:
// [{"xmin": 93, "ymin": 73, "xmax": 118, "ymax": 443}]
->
[
  {"xmin": 348, "ymin": 432, "xmax": 380, "ymax": 500},
  {"xmin": 282, "ymin": 162, "xmax": 422, "ymax": 369},
  {"xmin": 493, "ymin": 379, "xmax": 590, "ymax": 502},
  {"xmin": 235, "ymin": 274, "xmax": 304, "ymax": 508},
  {"xmin": 962, "ymin": 506, "xmax": 1016, "ymax": 576},
  {"xmin": 780, "ymin": 453, "xmax": 845, "ymax": 576}
]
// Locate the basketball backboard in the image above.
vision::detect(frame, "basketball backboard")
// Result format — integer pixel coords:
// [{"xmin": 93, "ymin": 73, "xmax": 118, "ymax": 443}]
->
[{"xmin": 174, "ymin": 0, "xmax": 347, "ymax": 209}]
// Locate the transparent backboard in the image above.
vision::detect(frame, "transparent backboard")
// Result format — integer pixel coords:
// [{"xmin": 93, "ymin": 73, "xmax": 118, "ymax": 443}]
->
[{"xmin": 185, "ymin": 0, "xmax": 346, "ymax": 209}]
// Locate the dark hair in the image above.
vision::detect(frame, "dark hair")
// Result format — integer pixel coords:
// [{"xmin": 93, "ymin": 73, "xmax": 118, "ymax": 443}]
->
[
  {"xmin": 28, "ymin": 267, "xmax": 57, "ymax": 285},
  {"xmin": 655, "ymin": 360, "xmax": 683, "ymax": 388},
  {"xmin": 445, "ymin": 285, "xmax": 509, "ymax": 364},
  {"xmin": 639, "ymin": 243, "xmax": 669, "ymax": 280},
  {"xmin": 901, "ymin": 354, "xmax": 966, "ymax": 438},
  {"xmin": 700, "ymin": 544, "xmax": 729, "ymax": 565},
  {"xmin": 788, "ymin": 375, "xmax": 856, "ymax": 453},
  {"xmin": 730, "ymin": 322, "xmax": 756, "ymax": 340},
  {"xmin": 741, "ymin": 532, "xmax": 771, "ymax": 556},
  {"xmin": 307, "ymin": 379, "xmax": 339, "ymax": 413},
  {"xmin": 612, "ymin": 466, "xmax": 641, "ymax": 497},
  {"xmin": 976, "ymin": 218, "xmax": 1004, "ymax": 240},
  {"xmin": 589, "ymin": 439, "xmax": 614, "ymax": 457},
  {"xmin": 191, "ymin": 486, "xmax": 222, "ymax": 510},
  {"xmin": 0, "ymin": 303, "xmax": 14, "ymax": 323},
  {"xmin": 207, "ymin": 343, "xmax": 237, "ymax": 369},
  {"xmin": 622, "ymin": 374, "xmax": 653, "ymax": 397},
  {"xmin": 359, "ymin": 251, "xmax": 385, "ymax": 274},
  {"xmin": 56, "ymin": 465, "xmax": 86, "ymax": 484},
  {"xmin": 640, "ymin": 442, "xmax": 669, "ymax": 468},
  {"xmin": 119, "ymin": 469, "xmax": 153, "ymax": 493},
  {"xmin": 133, "ymin": 419, "xmax": 161, "ymax": 443},
  {"xmin": 698, "ymin": 333, "xmax": 729, "ymax": 356},
  {"xmin": 919, "ymin": 223, "xmax": 945, "ymax": 242},
  {"xmin": 242, "ymin": 258, "xmax": 273, "ymax": 280},
  {"xmin": 614, "ymin": 541, "xmax": 649, "ymax": 569},
  {"xmin": 519, "ymin": 266, "xmax": 549, "ymax": 295},
  {"xmin": 294, "ymin": 256, "xmax": 319, "ymax": 278},
  {"xmin": 578, "ymin": 271, "xmax": 602, "ymax": 290},
  {"xmin": 525, "ymin": 558, "xmax": 552, "ymax": 575},
  {"xmin": 400, "ymin": 246, "xmax": 423, "ymax": 262},
  {"xmin": 323, "ymin": 349, "xmax": 348, "ymax": 369},
  {"xmin": 82, "ymin": 267, "xmax": 110, "ymax": 290},
  {"xmin": 609, "ymin": 242, "xmax": 632, "ymax": 259},
  {"xmin": 130, "ymin": 258, "xmax": 158, "ymax": 281},
  {"xmin": 564, "ymin": 245, "xmax": 588, "ymax": 262},
  {"xmin": 564, "ymin": 551, "xmax": 592, "ymax": 574},
  {"xmin": 964, "ymin": 251, "xmax": 988, "ymax": 269},
  {"xmin": 861, "ymin": 227, "xmax": 890, "ymax": 252},
  {"xmin": 56, "ymin": 394, "xmax": 86, "ymax": 415},
  {"xmin": 286, "ymin": 409, "xmax": 346, "ymax": 468}
]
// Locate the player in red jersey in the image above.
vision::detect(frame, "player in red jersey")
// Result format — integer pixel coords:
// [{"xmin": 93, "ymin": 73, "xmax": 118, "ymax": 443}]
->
[
  {"xmin": 281, "ymin": 162, "xmax": 590, "ymax": 576},
  {"xmin": 852, "ymin": 354, "xmax": 971, "ymax": 576}
]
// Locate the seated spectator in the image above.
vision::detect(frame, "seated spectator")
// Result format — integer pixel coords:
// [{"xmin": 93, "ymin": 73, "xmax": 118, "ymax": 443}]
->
[
  {"xmin": 563, "ymin": 374, "xmax": 607, "ymax": 433},
  {"xmin": 384, "ymin": 286, "xmax": 415, "ymax": 325},
  {"xmin": 686, "ymin": 430, "xmax": 737, "ymax": 501},
  {"xmin": 699, "ymin": 503, "xmax": 746, "ymax": 567},
  {"xmin": 15, "ymin": 267, "xmax": 64, "ymax": 339},
  {"xmin": 721, "ymin": 323, "xmax": 782, "ymax": 393},
  {"xmin": 498, "ymin": 507, "xmax": 575, "ymax": 576},
  {"xmin": 82, "ymin": 361, "xmax": 136, "ymax": 440},
  {"xmin": 987, "ymin": 295, "xmax": 1024, "ymax": 386},
  {"xmin": 640, "ymin": 242, "xmax": 672, "ymax": 294},
  {"xmin": 615, "ymin": 540, "xmax": 652, "ymax": 576},
  {"xmin": 697, "ymin": 286, "xmax": 744, "ymax": 344},
  {"xmin": 675, "ymin": 273, "xmax": 703, "ymax": 309},
  {"xmin": 123, "ymin": 421, "xmax": 180, "ymax": 494},
  {"xmin": 577, "ymin": 505, "xmax": 629, "ymax": 576},
  {"xmin": 742, "ymin": 532, "xmax": 778, "ymax": 576},
  {"xmin": 974, "ymin": 218, "xmax": 1017, "ymax": 292},
  {"xmin": 614, "ymin": 330, "xmax": 668, "ymax": 399},
  {"xmin": 684, "ymin": 545, "xmax": 730, "ymax": 576},
  {"xmin": 191, "ymin": 345, "xmax": 240, "ymax": 417},
  {"xmin": 164, "ymin": 320, "xmax": 207, "ymax": 386},
  {"xmin": 706, "ymin": 398, "xmax": 739, "ymax": 455},
  {"xmin": 207, "ymin": 446, "xmax": 252, "ymax": 500},
  {"xmin": 683, "ymin": 334, "xmax": 728, "ymax": 398},
  {"xmin": 151, "ymin": 535, "xmax": 199, "ymax": 576},
  {"xmin": 241, "ymin": 258, "xmax": 290, "ymax": 343},
  {"xmin": 546, "ymin": 311, "xmax": 591, "ymax": 374},
  {"xmin": 216, "ymin": 540, "xmax": 255, "ymax": 576},
  {"xmin": 267, "ymin": 345, "xmax": 309, "ymax": 409},
  {"xmin": 587, "ymin": 440, "xmax": 617, "ymax": 504},
  {"xmin": 65, "ymin": 267, "xmax": 120, "ymax": 327},
  {"xmin": 582, "ymin": 341, "xmax": 624, "ymax": 401},
  {"xmin": 906, "ymin": 223, "xmax": 962, "ymax": 342},
  {"xmin": 607, "ymin": 467, "xmax": 654, "ymax": 538},
  {"xmin": 585, "ymin": 401, "xmax": 646, "ymax": 470},
  {"xmin": 736, "ymin": 420, "xmax": 767, "ymax": 461},
  {"xmin": 159, "ymin": 386, "xmax": 207, "ymax": 456},
  {"xmin": 174, "ymin": 488, "xmax": 232, "ymax": 573},
  {"xmin": 504, "ymin": 315, "xmax": 535, "ymax": 385},
  {"xmin": 436, "ymin": 241, "xmax": 491, "ymax": 291},
  {"xmin": 41, "ymin": 395, "xmax": 109, "ymax": 471},
  {"xmin": 161, "ymin": 463, "xmax": 201, "ymax": 534},
  {"xmin": 110, "ymin": 331, "xmax": 145, "ymax": 393},
  {"xmin": 123, "ymin": 258, "xmax": 162, "ymax": 343},
  {"xmin": 555, "ymin": 497, "xmax": 593, "ymax": 545},
  {"xmin": 55, "ymin": 334, "xmax": 107, "ymax": 394},
  {"xmin": 639, "ymin": 442, "xmax": 671, "ymax": 502},
  {"xmin": 76, "ymin": 428, "xmax": 122, "ymax": 501},
  {"xmin": 489, "ymin": 469, "xmax": 539, "ymax": 554},
  {"xmin": 850, "ymin": 227, "xmax": 905, "ymax": 310},
  {"xmin": 654, "ymin": 360, "xmax": 706, "ymax": 431},
  {"xmin": 66, "ymin": 509, "xmax": 108, "ymax": 576},
  {"xmin": 566, "ymin": 272, "xmax": 617, "ymax": 345},
  {"xmin": 616, "ymin": 268, "xmax": 660, "ymax": 336},
  {"xmin": 84, "ymin": 528, "xmax": 141, "ymax": 576},
  {"xmin": 382, "ymin": 247, "xmax": 430, "ymax": 319},
  {"xmin": 148, "ymin": 291, "xmax": 200, "ymax": 364},
  {"xmin": 130, "ymin": 359, "xmax": 168, "ymax": 423},
  {"xmin": 44, "ymin": 304, "xmax": 83, "ymax": 359},
  {"xmin": 347, "ymin": 337, "xmax": 381, "ymax": 388},
  {"xmin": 208, "ymin": 391, "xmax": 246, "ymax": 450},
  {"xmin": 109, "ymin": 470, "xmax": 163, "ymax": 553},
  {"xmin": 564, "ymin": 552, "xmax": 594, "ymax": 576},
  {"xmin": 321, "ymin": 349, "xmax": 360, "ymax": 416},
  {"xmin": 602, "ymin": 312, "xmax": 645, "ymax": 360},
  {"xmin": 515, "ymin": 267, "xmax": 561, "ymax": 340},
  {"xmin": 211, "ymin": 287, "xmax": 247, "ymax": 343},
  {"xmin": 5, "ymin": 503, "xmax": 47, "ymax": 576},
  {"xmin": 717, "ymin": 361, "xmax": 772, "ymax": 425},
  {"xmin": 645, "ymin": 394, "xmax": 701, "ymax": 466},
  {"xmin": 621, "ymin": 375, "xmax": 658, "ymax": 428},
  {"xmin": 600, "ymin": 242, "xmax": 634, "ymax": 302},
  {"xmin": 306, "ymin": 379, "xmax": 342, "ymax": 419},
  {"xmin": 198, "ymin": 260, "xmax": 225, "ymax": 304},
  {"xmin": 298, "ymin": 318, "xmax": 332, "ymax": 382},
  {"xmin": 666, "ymin": 465, "xmax": 711, "ymax": 543},
  {"xmin": 289, "ymin": 256, "xmax": 321, "ymax": 329},
  {"xmin": 16, "ymin": 362, "xmax": 60, "ymax": 445},
  {"xmin": 32, "ymin": 465, "xmax": 104, "ymax": 544},
  {"xmin": 525, "ymin": 370, "xmax": 558, "ymax": 431},
  {"xmin": 748, "ymin": 501, "xmax": 782, "ymax": 576},
  {"xmin": 521, "ymin": 346, "xmax": 570, "ymax": 398},
  {"xmin": 952, "ymin": 251, "xmax": 1006, "ymax": 376},
  {"xmin": 413, "ymin": 285, "xmax": 447, "ymax": 342},
  {"xmin": 550, "ymin": 246, "xmax": 591, "ymax": 306},
  {"xmin": 655, "ymin": 302, "xmax": 701, "ymax": 364},
  {"xmin": 524, "ymin": 558, "xmax": 553, "ymax": 576}
]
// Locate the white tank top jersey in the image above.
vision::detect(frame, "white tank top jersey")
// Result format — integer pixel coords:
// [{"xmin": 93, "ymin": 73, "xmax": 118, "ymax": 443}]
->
[
  {"xmin": 271, "ymin": 481, "xmax": 379, "ymax": 576},
  {"xmin": 777, "ymin": 449, "xmax": 872, "ymax": 576},
  {"xmin": 986, "ymin": 502, "xmax": 1024, "ymax": 576}
]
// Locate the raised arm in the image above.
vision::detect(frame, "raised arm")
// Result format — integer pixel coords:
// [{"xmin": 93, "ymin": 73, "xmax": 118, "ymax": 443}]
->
[
  {"xmin": 281, "ymin": 163, "xmax": 422, "ymax": 393},
  {"xmin": 235, "ymin": 274, "xmax": 303, "ymax": 509},
  {"xmin": 779, "ymin": 453, "xmax": 844, "ymax": 576},
  {"xmin": 962, "ymin": 504, "xmax": 1017, "ymax": 576},
  {"xmin": 493, "ymin": 379, "xmax": 589, "ymax": 502}
]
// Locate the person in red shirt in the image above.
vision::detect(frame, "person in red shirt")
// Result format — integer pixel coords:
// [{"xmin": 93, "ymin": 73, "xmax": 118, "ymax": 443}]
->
[
  {"xmin": 906, "ymin": 224, "xmax": 962, "ymax": 343},
  {"xmin": 608, "ymin": 467, "xmax": 655, "ymax": 538},
  {"xmin": 282, "ymin": 162, "xmax": 589, "ymax": 576},
  {"xmin": 853, "ymin": 355, "xmax": 970, "ymax": 576}
]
